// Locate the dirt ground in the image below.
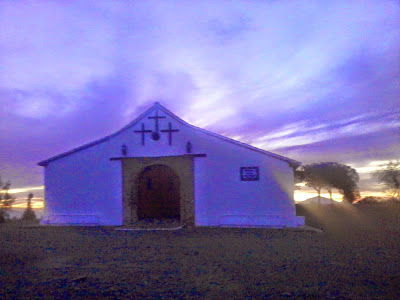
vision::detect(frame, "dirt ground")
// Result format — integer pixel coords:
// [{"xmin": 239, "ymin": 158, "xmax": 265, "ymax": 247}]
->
[{"xmin": 1, "ymin": 203, "xmax": 399, "ymax": 299}]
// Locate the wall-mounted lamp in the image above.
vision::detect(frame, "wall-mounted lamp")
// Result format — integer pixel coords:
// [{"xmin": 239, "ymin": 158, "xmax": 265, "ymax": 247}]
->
[
  {"xmin": 121, "ymin": 144, "xmax": 127, "ymax": 156},
  {"xmin": 186, "ymin": 141, "xmax": 192, "ymax": 154}
]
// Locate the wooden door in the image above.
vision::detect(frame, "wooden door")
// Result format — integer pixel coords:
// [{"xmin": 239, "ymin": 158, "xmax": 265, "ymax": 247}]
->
[{"xmin": 137, "ymin": 165, "xmax": 180, "ymax": 219}]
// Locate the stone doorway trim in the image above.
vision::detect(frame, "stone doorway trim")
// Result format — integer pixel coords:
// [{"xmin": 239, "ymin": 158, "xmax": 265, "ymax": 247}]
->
[{"xmin": 111, "ymin": 154, "xmax": 206, "ymax": 226}]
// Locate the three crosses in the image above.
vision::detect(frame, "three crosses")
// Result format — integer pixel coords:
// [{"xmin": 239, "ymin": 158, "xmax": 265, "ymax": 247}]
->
[{"xmin": 134, "ymin": 110, "xmax": 179, "ymax": 145}]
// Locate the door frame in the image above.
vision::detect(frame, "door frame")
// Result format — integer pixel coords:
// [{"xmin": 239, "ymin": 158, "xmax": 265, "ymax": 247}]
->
[{"xmin": 115, "ymin": 155, "xmax": 200, "ymax": 226}]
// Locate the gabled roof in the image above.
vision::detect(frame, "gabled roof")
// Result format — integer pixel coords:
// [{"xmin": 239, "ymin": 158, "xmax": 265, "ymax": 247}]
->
[{"xmin": 38, "ymin": 102, "xmax": 300, "ymax": 167}]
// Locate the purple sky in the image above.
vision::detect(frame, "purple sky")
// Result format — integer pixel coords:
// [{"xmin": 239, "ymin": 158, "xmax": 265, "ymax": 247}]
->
[{"xmin": 1, "ymin": 0, "xmax": 399, "ymax": 203}]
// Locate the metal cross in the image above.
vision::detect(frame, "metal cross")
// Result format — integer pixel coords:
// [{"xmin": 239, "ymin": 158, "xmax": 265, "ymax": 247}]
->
[
  {"xmin": 161, "ymin": 122, "xmax": 179, "ymax": 145},
  {"xmin": 148, "ymin": 110, "xmax": 166, "ymax": 132},
  {"xmin": 134, "ymin": 123, "xmax": 152, "ymax": 145}
]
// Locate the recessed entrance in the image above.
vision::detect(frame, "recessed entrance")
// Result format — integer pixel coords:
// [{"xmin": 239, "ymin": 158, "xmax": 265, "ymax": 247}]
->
[
  {"xmin": 137, "ymin": 164, "xmax": 181, "ymax": 219},
  {"xmin": 120, "ymin": 155, "xmax": 196, "ymax": 226}
]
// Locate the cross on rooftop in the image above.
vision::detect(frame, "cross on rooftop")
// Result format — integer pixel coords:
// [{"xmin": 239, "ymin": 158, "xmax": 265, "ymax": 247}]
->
[
  {"xmin": 161, "ymin": 122, "xmax": 179, "ymax": 145},
  {"xmin": 134, "ymin": 123, "xmax": 152, "ymax": 145},
  {"xmin": 148, "ymin": 109, "xmax": 166, "ymax": 132}
]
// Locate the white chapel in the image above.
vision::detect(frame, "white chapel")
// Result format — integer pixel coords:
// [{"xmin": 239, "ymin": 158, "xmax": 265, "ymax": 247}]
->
[{"xmin": 38, "ymin": 102, "xmax": 304, "ymax": 227}]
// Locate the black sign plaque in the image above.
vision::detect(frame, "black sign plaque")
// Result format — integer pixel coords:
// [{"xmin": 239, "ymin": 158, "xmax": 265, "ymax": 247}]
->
[{"xmin": 240, "ymin": 167, "xmax": 260, "ymax": 181}]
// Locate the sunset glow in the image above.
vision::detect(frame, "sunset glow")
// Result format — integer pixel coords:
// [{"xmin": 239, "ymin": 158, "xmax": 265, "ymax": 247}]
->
[
  {"xmin": 8, "ymin": 186, "xmax": 44, "ymax": 195},
  {"xmin": 12, "ymin": 198, "xmax": 44, "ymax": 209},
  {"xmin": 0, "ymin": 1, "xmax": 399, "ymax": 201}
]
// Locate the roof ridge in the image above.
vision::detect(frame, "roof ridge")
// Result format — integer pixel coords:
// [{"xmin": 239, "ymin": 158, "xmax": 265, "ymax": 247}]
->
[
  {"xmin": 38, "ymin": 102, "xmax": 300, "ymax": 166},
  {"xmin": 155, "ymin": 103, "xmax": 300, "ymax": 165},
  {"xmin": 38, "ymin": 103, "xmax": 159, "ymax": 166}
]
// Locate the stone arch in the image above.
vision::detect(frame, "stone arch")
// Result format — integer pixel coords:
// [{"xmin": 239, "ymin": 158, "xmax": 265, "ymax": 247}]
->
[{"xmin": 122, "ymin": 156, "xmax": 195, "ymax": 225}]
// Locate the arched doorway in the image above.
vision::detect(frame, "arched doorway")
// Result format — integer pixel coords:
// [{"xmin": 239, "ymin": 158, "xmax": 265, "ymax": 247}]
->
[{"xmin": 136, "ymin": 164, "xmax": 181, "ymax": 219}]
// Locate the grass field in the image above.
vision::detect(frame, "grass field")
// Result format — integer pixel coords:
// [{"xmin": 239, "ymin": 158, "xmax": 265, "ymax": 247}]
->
[{"xmin": 1, "ymin": 203, "xmax": 399, "ymax": 299}]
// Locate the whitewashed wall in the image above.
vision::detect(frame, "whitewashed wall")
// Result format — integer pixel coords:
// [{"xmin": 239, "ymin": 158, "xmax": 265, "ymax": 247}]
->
[
  {"xmin": 43, "ymin": 141, "xmax": 122, "ymax": 225},
  {"xmin": 41, "ymin": 104, "xmax": 304, "ymax": 227},
  {"xmin": 190, "ymin": 130, "xmax": 301, "ymax": 227}
]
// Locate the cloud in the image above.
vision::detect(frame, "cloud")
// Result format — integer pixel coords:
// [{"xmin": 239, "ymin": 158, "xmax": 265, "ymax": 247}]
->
[
  {"xmin": 0, "ymin": 0, "xmax": 399, "ymax": 191},
  {"xmin": 8, "ymin": 186, "xmax": 44, "ymax": 195},
  {"xmin": 0, "ymin": 2, "xmax": 116, "ymax": 90},
  {"xmin": 2, "ymin": 0, "xmax": 398, "ymax": 122},
  {"xmin": 250, "ymin": 111, "xmax": 400, "ymax": 150}
]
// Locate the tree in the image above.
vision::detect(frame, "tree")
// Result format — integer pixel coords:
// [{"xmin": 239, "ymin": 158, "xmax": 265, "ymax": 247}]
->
[
  {"xmin": 296, "ymin": 162, "xmax": 360, "ymax": 203},
  {"xmin": 0, "ymin": 177, "xmax": 15, "ymax": 223},
  {"xmin": 22, "ymin": 193, "xmax": 37, "ymax": 221},
  {"xmin": 295, "ymin": 163, "xmax": 330, "ymax": 204},
  {"xmin": 319, "ymin": 162, "xmax": 360, "ymax": 203},
  {"xmin": 375, "ymin": 161, "xmax": 400, "ymax": 199}
]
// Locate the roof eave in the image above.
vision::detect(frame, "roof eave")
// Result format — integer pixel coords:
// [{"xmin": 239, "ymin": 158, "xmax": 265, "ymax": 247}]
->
[
  {"xmin": 37, "ymin": 103, "xmax": 160, "ymax": 167},
  {"xmin": 37, "ymin": 102, "xmax": 301, "ymax": 167}
]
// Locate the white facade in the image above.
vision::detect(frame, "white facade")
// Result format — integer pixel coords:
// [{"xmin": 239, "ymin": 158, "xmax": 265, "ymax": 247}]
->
[{"xmin": 39, "ymin": 102, "xmax": 304, "ymax": 227}]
